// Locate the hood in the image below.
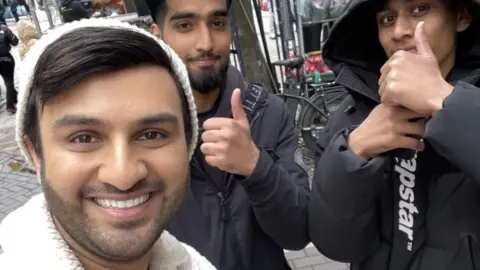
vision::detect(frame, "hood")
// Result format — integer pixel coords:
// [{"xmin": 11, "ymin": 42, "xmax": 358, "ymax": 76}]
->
[
  {"xmin": 323, "ymin": 0, "xmax": 480, "ymax": 88},
  {"xmin": 0, "ymin": 194, "xmax": 217, "ymax": 269},
  {"xmin": 17, "ymin": 20, "xmax": 38, "ymax": 43}
]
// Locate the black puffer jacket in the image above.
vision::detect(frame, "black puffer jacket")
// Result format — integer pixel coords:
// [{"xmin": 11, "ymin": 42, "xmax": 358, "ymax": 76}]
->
[
  {"xmin": 308, "ymin": 0, "xmax": 480, "ymax": 269},
  {"xmin": 0, "ymin": 25, "xmax": 18, "ymax": 55},
  {"xmin": 167, "ymin": 66, "xmax": 310, "ymax": 270}
]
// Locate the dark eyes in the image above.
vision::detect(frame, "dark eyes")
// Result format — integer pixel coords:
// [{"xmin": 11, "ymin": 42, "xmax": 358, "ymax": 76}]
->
[
  {"xmin": 70, "ymin": 131, "xmax": 167, "ymax": 144},
  {"xmin": 175, "ymin": 22, "xmax": 192, "ymax": 30},
  {"xmin": 175, "ymin": 20, "xmax": 227, "ymax": 31},
  {"xmin": 138, "ymin": 131, "xmax": 167, "ymax": 141},
  {"xmin": 71, "ymin": 134, "xmax": 99, "ymax": 144},
  {"xmin": 377, "ymin": 4, "xmax": 430, "ymax": 27},
  {"xmin": 381, "ymin": 15, "xmax": 396, "ymax": 25},
  {"xmin": 212, "ymin": 20, "xmax": 227, "ymax": 28},
  {"xmin": 412, "ymin": 5, "xmax": 429, "ymax": 14}
]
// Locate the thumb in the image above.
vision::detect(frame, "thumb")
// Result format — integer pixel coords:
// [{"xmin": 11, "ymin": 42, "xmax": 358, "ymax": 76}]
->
[
  {"xmin": 231, "ymin": 88, "xmax": 248, "ymax": 122},
  {"xmin": 414, "ymin": 21, "xmax": 434, "ymax": 57}
]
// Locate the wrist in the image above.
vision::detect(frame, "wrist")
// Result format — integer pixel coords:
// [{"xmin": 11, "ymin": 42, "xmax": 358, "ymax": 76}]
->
[
  {"xmin": 429, "ymin": 82, "xmax": 454, "ymax": 116},
  {"xmin": 347, "ymin": 129, "xmax": 372, "ymax": 160},
  {"xmin": 241, "ymin": 145, "xmax": 260, "ymax": 177}
]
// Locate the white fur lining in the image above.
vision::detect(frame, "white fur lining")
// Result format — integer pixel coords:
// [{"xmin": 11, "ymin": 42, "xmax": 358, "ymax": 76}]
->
[
  {"xmin": 0, "ymin": 194, "xmax": 216, "ymax": 269},
  {"xmin": 15, "ymin": 18, "xmax": 199, "ymax": 170}
]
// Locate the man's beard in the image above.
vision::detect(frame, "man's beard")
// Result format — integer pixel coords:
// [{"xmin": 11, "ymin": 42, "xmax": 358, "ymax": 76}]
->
[
  {"xmin": 40, "ymin": 161, "xmax": 188, "ymax": 263},
  {"xmin": 188, "ymin": 61, "xmax": 229, "ymax": 94}
]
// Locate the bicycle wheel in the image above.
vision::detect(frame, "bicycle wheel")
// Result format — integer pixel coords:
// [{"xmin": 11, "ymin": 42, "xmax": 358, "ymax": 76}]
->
[{"xmin": 299, "ymin": 88, "xmax": 348, "ymax": 152}]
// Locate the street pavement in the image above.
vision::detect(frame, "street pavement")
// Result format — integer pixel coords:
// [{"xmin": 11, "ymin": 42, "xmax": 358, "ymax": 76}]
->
[{"xmin": 0, "ymin": 8, "xmax": 349, "ymax": 270}]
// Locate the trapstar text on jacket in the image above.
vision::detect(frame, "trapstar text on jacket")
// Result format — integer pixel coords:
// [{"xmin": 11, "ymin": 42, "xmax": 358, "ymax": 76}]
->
[{"xmin": 395, "ymin": 154, "xmax": 419, "ymax": 251}]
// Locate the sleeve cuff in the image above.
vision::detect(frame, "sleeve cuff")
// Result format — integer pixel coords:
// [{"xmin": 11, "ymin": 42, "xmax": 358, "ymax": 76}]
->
[{"xmin": 235, "ymin": 149, "xmax": 274, "ymax": 188}]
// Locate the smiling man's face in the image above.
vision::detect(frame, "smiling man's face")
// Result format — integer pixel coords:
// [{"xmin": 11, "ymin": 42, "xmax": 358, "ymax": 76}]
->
[{"xmin": 30, "ymin": 65, "xmax": 189, "ymax": 262}]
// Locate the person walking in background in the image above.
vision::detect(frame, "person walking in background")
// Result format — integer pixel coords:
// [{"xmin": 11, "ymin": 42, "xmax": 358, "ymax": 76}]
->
[
  {"xmin": 13, "ymin": 20, "xmax": 37, "ymax": 94},
  {"xmin": 0, "ymin": 1, "xmax": 6, "ymax": 25},
  {"xmin": 17, "ymin": 0, "xmax": 30, "ymax": 17},
  {"xmin": 60, "ymin": 0, "xmax": 90, "ymax": 23},
  {"xmin": 0, "ymin": 23, "xmax": 18, "ymax": 114},
  {"xmin": 17, "ymin": 20, "xmax": 37, "ymax": 59},
  {"xmin": 8, "ymin": 0, "xmax": 19, "ymax": 22}
]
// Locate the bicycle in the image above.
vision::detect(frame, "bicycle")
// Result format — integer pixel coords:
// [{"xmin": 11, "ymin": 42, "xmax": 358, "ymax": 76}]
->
[
  {"xmin": 272, "ymin": 51, "xmax": 348, "ymax": 154},
  {"xmin": 299, "ymin": 71, "xmax": 348, "ymax": 152}
]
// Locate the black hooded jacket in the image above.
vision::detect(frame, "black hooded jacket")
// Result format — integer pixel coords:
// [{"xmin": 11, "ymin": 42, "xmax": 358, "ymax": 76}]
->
[
  {"xmin": 167, "ymin": 66, "xmax": 310, "ymax": 270},
  {"xmin": 308, "ymin": 0, "xmax": 480, "ymax": 269},
  {"xmin": 0, "ymin": 24, "xmax": 18, "ymax": 55},
  {"xmin": 60, "ymin": 0, "xmax": 89, "ymax": 23}
]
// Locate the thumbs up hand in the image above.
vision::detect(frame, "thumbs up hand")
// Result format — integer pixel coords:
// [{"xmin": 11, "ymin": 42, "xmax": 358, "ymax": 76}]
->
[
  {"xmin": 200, "ymin": 88, "xmax": 260, "ymax": 177},
  {"xmin": 379, "ymin": 21, "xmax": 454, "ymax": 116}
]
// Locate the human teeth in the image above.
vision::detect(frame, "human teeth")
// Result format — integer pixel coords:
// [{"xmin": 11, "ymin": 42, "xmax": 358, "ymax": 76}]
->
[{"xmin": 94, "ymin": 194, "xmax": 150, "ymax": 208}]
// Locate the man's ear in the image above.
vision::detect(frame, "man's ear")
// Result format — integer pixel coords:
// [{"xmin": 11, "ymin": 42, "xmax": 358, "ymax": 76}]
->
[
  {"xmin": 456, "ymin": 6, "xmax": 472, "ymax": 33},
  {"xmin": 151, "ymin": 23, "xmax": 162, "ymax": 38},
  {"xmin": 23, "ymin": 135, "xmax": 41, "ymax": 174}
]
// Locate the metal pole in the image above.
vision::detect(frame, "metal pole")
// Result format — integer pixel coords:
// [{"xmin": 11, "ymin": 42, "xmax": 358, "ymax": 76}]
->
[
  {"xmin": 51, "ymin": 0, "xmax": 63, "ymax": 23},
  {"xmin": 294, "ymin": 0, "xmax": 306, "ymax": 76},
  {"xmin": 269, "ymin": 0, "xmax": 283, "ymax": 85},
  {"xmin": 229, "ymin": 3, "xmax": 245, "ymax": 76},
  {"xmin": 26, "ymin": 0, "xmax": 42, "ymax": 37},
  {"xmin": 44, "ymin": 0, "xmax": 55, "ymax": 29},
  {"xmin": 269, "ymin": 0, "xmax": 281, "ymax": 62},
  {"xmin": 251, "ymin": 0, "xmax": 277, "ymax": 86},
  {"xmin": 280, "ymin": 0, "xmax": 292, "ymax": 59},
  {"xmin": 284, "ymin": 0, "xmax": 297, "ymax": 57}
]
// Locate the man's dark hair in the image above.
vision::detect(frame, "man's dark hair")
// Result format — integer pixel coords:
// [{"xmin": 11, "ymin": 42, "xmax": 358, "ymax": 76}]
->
[
  {"xmin": 146, "ymin": 0, "xmax": 232, "ymax": 24},
  {"xmin": 24, "ymin": 27, "xmax": 193, "ymax": 155}
]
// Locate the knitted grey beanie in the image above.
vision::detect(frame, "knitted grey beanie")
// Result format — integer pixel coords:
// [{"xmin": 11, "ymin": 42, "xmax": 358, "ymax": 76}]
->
[{"xmin": 15, "ymin": 18, "xmax": 198, "ymax": 168}]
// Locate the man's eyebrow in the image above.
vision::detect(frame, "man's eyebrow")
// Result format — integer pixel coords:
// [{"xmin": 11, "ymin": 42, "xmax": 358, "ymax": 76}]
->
[
  {"xmin": 170, "ymin": 11, "xmax": 199, "ymax": 21},
  {"xmin": 53, "ymin": 115, "xmax": 104, "ymax": 129},
  {"xmin": 53, "ymin": 113, "xmax": 179, "ymax": 129},
  {"xmin": 169, "ymin": 9, "xmax": 229, "ymax": 21},
  {"xmin": 137, "ymin": 113, "xmax": 179, "ymax": 126},
  {"xmin": 211, "ymin": 9, "xmax": 228, "ymax": 17}
]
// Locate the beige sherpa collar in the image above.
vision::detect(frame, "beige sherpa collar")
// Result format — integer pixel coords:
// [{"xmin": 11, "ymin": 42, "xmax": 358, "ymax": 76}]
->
[{"xmin": 0, "ymin": 194, "xmax": 217, "ymax": 269}]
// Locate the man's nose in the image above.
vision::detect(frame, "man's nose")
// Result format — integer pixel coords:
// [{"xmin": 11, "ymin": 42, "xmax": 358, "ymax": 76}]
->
[
  {"xmin": 195, "ymin": 24, "xmax": 214, "ymax": 52},
  {"xmin": 97, "ymin": 140, "xmax": 148, "ymax": 191},
  {"xmin": 392, "ymin": 17, "xmax": 414, "ymax": 41}
]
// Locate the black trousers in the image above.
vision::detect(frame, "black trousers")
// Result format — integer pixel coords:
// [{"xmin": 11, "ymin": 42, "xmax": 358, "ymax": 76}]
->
[
  {"xmin": 11, "ymin": 9, "xmax": 19, "ymax": 22},
  {"xmin": 0, "ymin": 53, "xmax": 16, "ymax": 109},
  {"xmin": 18, "ymin": 0, "xmax": 30, "ymax": 14},
  {"xmin": 10, "ymin": 3, "xmax": 19, "ymax": 22}
]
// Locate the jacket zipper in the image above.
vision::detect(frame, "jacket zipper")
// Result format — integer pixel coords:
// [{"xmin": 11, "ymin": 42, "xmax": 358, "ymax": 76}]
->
[
  {"xmin": 189, "ymin": 104, "xmax": 262, "ymax": 270},
  {"xmin": 216, "ymin": 191, "xmax": 228, "ymax": 221},
  {"xmin": 192, "ymin": 157, "xmax": 231, "ymax": 222}
]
